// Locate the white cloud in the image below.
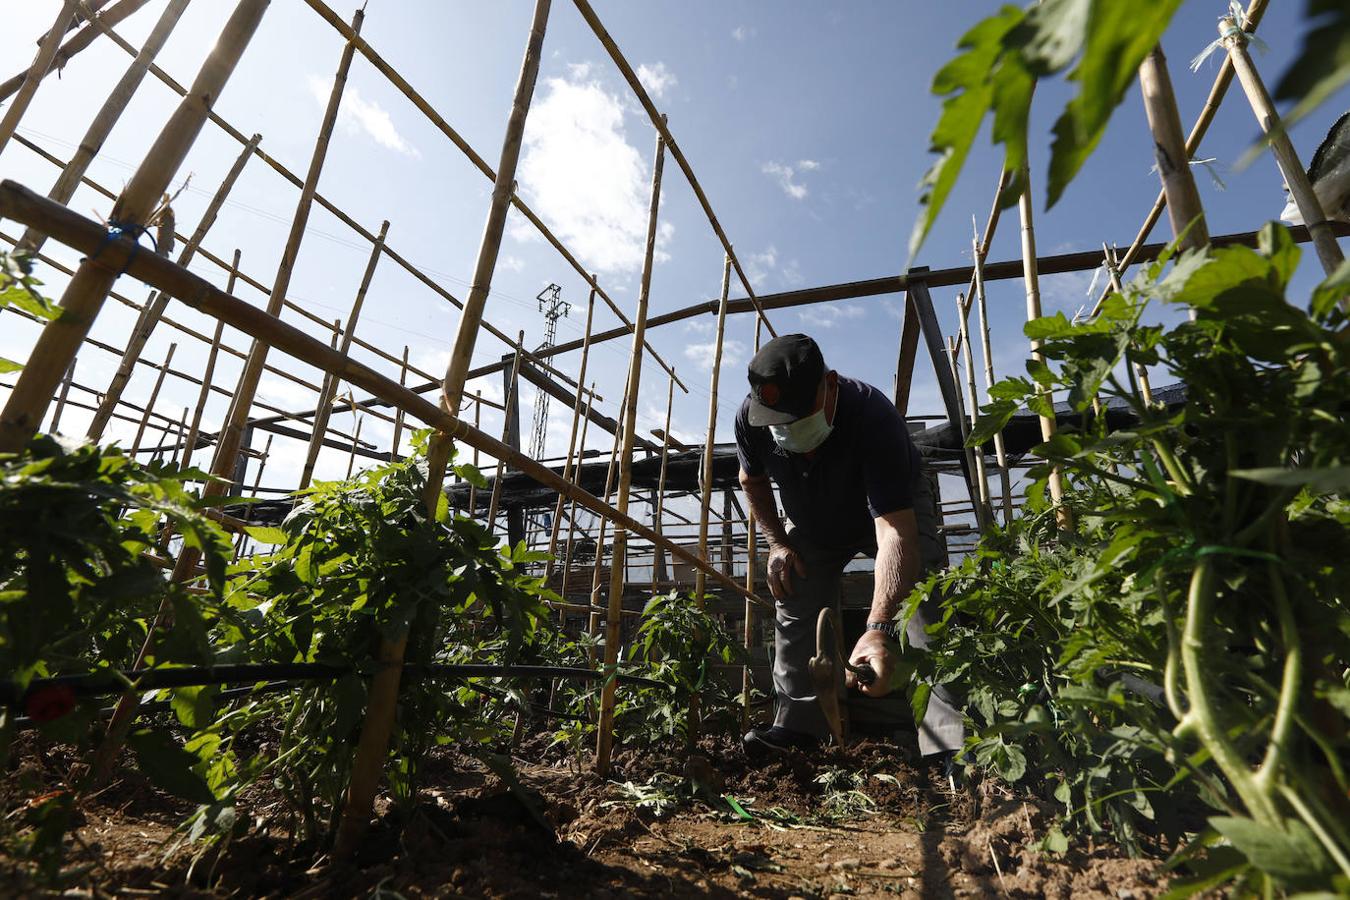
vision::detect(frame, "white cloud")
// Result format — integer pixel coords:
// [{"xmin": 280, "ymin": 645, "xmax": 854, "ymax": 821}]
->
[
  {"xmin": 683, "ymin": 318, "xmax": 714, "ymax": 334},
  {"xmin": 880, "ymin": 298, "xmax": 904, "ymax": 320},
  {"xmin": 515, "ymin": 68, "xmax": 674, "ymax": 274},
  {"xmin": 762, "ymin": 160, "xmax": 815, "ymax": 200},
  {"xmin": 732, "ymin": 25, "xmax": 756, "ymax": 42},
  {"xmin": 500, "ymin": 254, "xmax": 526, "ymax": 273},
  {"xmin": 636, "ymin": 61, "xmax": 678, "ymax": 99},
  {"xmin": 797, "ymin": 303, "xmax": 867, "ymax": 330},
  {"xmin": 744, "ymin": 246, "xmax": 778, "ymax": 288},
  {"xmin": 684, "ymin": 338, "xmax": 745, "ymax": 372},
  {"xmin": 306, "ymin": 75, "xmax": 420, "ymax": 158}
]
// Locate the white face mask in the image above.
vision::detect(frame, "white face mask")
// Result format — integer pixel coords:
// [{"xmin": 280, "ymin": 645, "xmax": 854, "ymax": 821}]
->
[{"xmin": 770, "ymin": 407, "xmax": 834, "ymax": 453}]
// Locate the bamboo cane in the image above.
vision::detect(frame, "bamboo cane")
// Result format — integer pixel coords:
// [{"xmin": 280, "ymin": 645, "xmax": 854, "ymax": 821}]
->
[
  {"xmin": 181, "ymin": 252, "xmax": 237, "ymax": 473},
  {"xmin": 545, "ymin": 284, "xmax": 597, "ymax": 582},
  {"xmin": 0, "ymin": 0, "xmax": 151, "ymax": 104},
  {"xmin": 0, "ymin": 0, "xmax": 81, "ymax": 155},
  {"xmin": 234, "ymin": 433, "xmax": 274, "ymax": 561},
  {"xmin": 467, "ymin": 391, "xmax": 481, "ymax": 515},
  {"xmin": 560, "ymin": 386, "xmax": 595, "ymax": 600},
  {"xmin": 163, "ymin": 406, "xmax": 188, "ymax": 467},
  {"xmin": 300, "ymin": 220, "xmax": 390, "ymax": 489},
  {"xmin": 595, "ymin": 124, "xmax": 665, "ymax": 776},
  {"xmin": 391, "ymin": 345, "xmax": 410, "ymax": 461},
  {"xmin": 741, "ymin": 317, "xmax": 762, "ymax": 726},
  {"xmin": 1221, "ymin": 18, "xmax": 1346, "ymax": 279},
  {"xmin": 695, "ymin": 256, "xmax": 732, "ymax": 602},
  {"xmin": 130, "ymin": 342, "xmax": 176, "ymax": 453},
  {"xmin": 48, "ymin": 360, "xmax": 76, "ymax": 435},
  {"xmin": 946, "ymin": 334, "xmax": 987, "ymax": 534},
  {"xmin": 972, "ymin": 226, "xmax": 1014, "ymax": 524},
  {"xmin": 345, "ymin": 415, "xmax": 363, "ymax": 480},
  {"xmin": 570, "ymin": 0, "xmax": 776, "ymax": 338},
  {"xmin": 955, "ymin": 296, "xmax": 992, "ymax": 527},
  {"xmin": 17, "ymin": 0, "xmax": 192, "ymax": 258},
  {"xmin": 1139, "ymin": 44, "xmax": 1210, "ymax": 255},
  {"xmin": 649, "ymin": 369, "xmax": 675, "ymax": 593},
  {"xmin": 335, "ymin": 0, "xmax": 552, "ymax": 858},
  {"xmin": 1102, "ymin": 245, "xmax": 1156, "ymax": 407},
  {"xmin": 301, "ymin": 0, "xmax": 687, "ymax": 394},
  {"xmin": 1091, "ymin": 0, "xmax": 1269, "ymax": 313},
  {"xmin": 587, "ymin": 387, "xmax": 629, "ymax": 641},
  {"xmin": 487, "ymin": 334, "xmax": 526, "ymax": 535},
  {"xmin": 86, "ymin": 132, "xmax": 264, "ymax": 442},
  {"xmin": 1017, "ymin": 164, "xmax": 1072, "ymax": 530},
  {"xmin": 0, "ymin": 0, "xmax": 270, "ymax": 454},
  {"xmin": 0, "ymin": 180, "xmax": 770, "ymax": 611}
]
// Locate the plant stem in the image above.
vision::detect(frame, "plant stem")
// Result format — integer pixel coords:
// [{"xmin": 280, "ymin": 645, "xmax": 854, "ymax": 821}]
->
[
  {"xmin": 1179, "ymin": 558, "xmax": 1277, "ymax": 823},
  {"xmin": 1277, "ymin": 783, "xmax": 1350, "ymax": 881},
  {"xmin": 1255, "ymin": 560, "xmax": 1300, "ymax": 793}
]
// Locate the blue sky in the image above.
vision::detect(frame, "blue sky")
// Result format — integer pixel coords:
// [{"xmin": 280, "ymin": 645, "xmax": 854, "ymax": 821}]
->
[{"xmin": 1, "ymin": 1, "xmax": 1346, "ymax": 520}]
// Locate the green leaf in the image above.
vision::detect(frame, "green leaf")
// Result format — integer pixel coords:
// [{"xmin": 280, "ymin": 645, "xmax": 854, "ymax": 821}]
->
[
  {"xmin": 1209, "ymin": 816, "xmax": 1334, "ymax": 886},
  {"xmin": 127, "ymin": 727, "xmax": 216, "ymax": 804},
  {"xmin": 968, "ymin": 399, "xmax": 1019, "ymax": 447},
  {"xmin": 0, "ymin": 357, "xmax": 21, "ymax": 374},
  {"xmin": 244, "ymin": 525, "xmax": 287, "ymax": 545},
  {"xmin": 910, "ymin": 682, "xmax": 932, "ymax": 727},
  {"xmin": 170, "ymin": 685, "xmax": 217, "ymax": 730},
  {"xmin": 295, "ymin": 541, "xmax": 316, "ymax": 584},
  {"xmin": 1273, "ymin": 1, "xmax": 1350, "ymax": 129},
  {"xmin": 1310, "ymin": 258, "xmax": 1350, "ymax": 319},
  {"xmin": 1024, "ymin": 312, "xmax": 1076, "ymax": 342},
  {"xmin": 1258, "ymin": 222, "xmax": 1301, "ymax": 290},
  {"xmin": 1230, "ymin": 466, "xmax": 1350, "ymax": 492},
  {"xmin": 1045, "ymin": 0, "xmax": 1183, "ymax": 208}
]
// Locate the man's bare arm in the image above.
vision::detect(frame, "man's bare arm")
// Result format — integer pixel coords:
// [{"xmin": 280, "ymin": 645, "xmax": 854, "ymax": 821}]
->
[
  {"xmin": 738, "ymin": 468, "xmax": 803, "ymax": 600},
  {"xmin": 846, "ymin": 507, "xmax": 921, "ymax": 697}
]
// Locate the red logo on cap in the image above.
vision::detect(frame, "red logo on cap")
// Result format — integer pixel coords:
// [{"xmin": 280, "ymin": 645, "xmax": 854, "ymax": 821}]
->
[{"xmin": 759, "ymin": 383, "xmax": 780, "ymax": 405}]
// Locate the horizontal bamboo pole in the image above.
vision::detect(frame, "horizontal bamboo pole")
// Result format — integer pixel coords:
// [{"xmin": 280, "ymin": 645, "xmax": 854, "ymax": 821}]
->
[{"xmin": 0, "ymin": 180, "xmax": 767, "ymax": 609}]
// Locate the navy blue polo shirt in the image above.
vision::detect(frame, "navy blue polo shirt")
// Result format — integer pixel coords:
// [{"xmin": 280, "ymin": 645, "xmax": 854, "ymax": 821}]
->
[{"xmin": 734, "ymin": 377, "xmax": 920, "ymax": 552}]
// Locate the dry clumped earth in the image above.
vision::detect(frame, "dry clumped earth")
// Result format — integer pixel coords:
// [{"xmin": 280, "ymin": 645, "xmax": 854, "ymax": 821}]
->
[{"xmin": 1, "ymin": 731, "xmax": 1167, "ymax": 898}]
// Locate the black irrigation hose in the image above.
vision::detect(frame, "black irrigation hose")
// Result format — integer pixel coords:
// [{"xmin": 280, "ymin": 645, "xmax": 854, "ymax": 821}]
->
[{"xmin": 4, "ymin": 662, "xmax": 662, "ymax": 707}]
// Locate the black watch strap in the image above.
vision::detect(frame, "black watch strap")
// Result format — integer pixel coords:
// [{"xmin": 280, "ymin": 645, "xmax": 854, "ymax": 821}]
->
[{"xmin": 865, "ymin": 621, "xmax": 902, "ymax": 642}]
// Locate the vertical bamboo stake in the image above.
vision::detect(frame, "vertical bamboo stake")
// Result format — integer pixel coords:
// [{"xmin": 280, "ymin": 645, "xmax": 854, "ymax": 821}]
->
[
  {"xmin": 0, "ymin": 0, "xmax": 271, "ymax": 454},
  {"xmin": 86, "ymin": 131, "xmax": 264, "ymax": 442},
  {"xmin": 48, "ymin": 360, "xmax": 76, "ymax": 434},
  {"xmin": 335, "ymin": 0, "xmax": 551, "ymax": 857},
  {"xmin": 391, "ymin": 345, "xmax": 410, "ymax": 461},
  {"xmin": 181, "ymin": 252, "xmax": 238, "ymax": 473},
  {"xmin": 587, "ymin": 389, "xmax": 629, "ymax": 642},
  {"xmin": 487, "ymin": 333, "xmax": 526, "ymax": 535},
  {"xmin": 164, "ymin": 406, "xmax": 188, "ymax": 467},
  {"xmin": 954, "ymin": 297, "xmax": 992, "ymax": 529},
  {"xmin": 345, "ymin": 415, "xmax": 363, "ymax": 480},
  {"xmin": 467, "ymin": 391, "xmax": 482, "ymax": 515},
  {"xmin": 946, "ymin": 335, "xmax": 986, "ymax": 533},
  {"xmin": 972, "ymin": 227, "xmax": 1014, "ymax": 524},
  {"xmin": 1138, "ymin": 45, "xmax": 1210, "ymax": 254},
  {"xmin": 17, "ymin": 0, "xmax": 192, "ymax": 257},
  {"xmin": 595, "ymin": 125, "xmax": 665, "ymax": 776},
  {"xmin": 1103, "ymin": 245, "xmax": 1156, "ymax": 407},
  {"xmin": 1017, "ymin": 164, "xmax": 1072, "ymax": 530},
  {"xmin": 649, "ymin": 369, "xmax": 675, "ymax": 593},
  {"xmin": 741, "ymin": 316, "xmax": 762, "ymax": 727},
  {"xmin": 299, "ymin": 220, "xmax": 390, "ymax": 488},
  {"xmin": 0, "ymin": 0, "xmax": 81, "ymax": 155},
  {"xmin": 695, "ymin": 256, "xmax": 732, "ymax": 602},
  {"xmin": 234, "ymin": 433, "xmax": 274, "ymax": 561},
  {"xmin": 560, "ymin": 386, "xmax": 595, "ymax": 599},
  {"xmin": 130, "ymin": 342, "xmax": 176, "ymax": 453},
  {"xmin": 1221, "ymin": 19, "xmax": 1346, "ymax": 279},
  {"xmin": 545, "ymin": 283, "xmax": 597, "ymax": 582}
]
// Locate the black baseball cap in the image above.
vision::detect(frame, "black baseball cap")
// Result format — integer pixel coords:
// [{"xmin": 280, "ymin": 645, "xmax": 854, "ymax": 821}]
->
[{"xmin": 746, "ymin": 334, "xmax": 826, "ymax": 425}]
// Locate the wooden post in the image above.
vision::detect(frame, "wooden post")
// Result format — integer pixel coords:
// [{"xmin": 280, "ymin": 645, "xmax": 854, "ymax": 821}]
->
[
  {"xmin": 546, "ymin": 284, "xmax": 597, "ymax": 582},
  {"xmin": 1221, "ymin": 18, "xmax": 1346, "ymax": 279},
  {"xmin": 391, "ymin": 345, "xmax": 410, "ymax": 461},
  {"xmin": 487, "ymin": 334, "xmax": 526, "ymax": 536},
  {"xmin": 0, "ymin": 0, "xmax": 80, "ymax": 155},
  {"xmin": 1018, "ymin": 164, "xmax": 1072, "ymax": 530},
  {"xmin": 130, "ymin": 342, "xmax": 176, "ymax": 453},
  {"xmin": 86, "ymin": 132, "xmax": 263, "ymax": 443},
  {"xmin": 300, "ymin": 220, "xmax": 390, "ymax": 488},
  {"xmin": 649, "ymin": 369, "xmax": 675, "ymax": 593},
  {"xmin": 892, "ymin": 294, "xmax": 922, "ymax": 414},
  {"xmin": 181, "ymin": 251, "xmax": 238, "ymax": 473},
  {"xmin": 954, "ymin": 298, "xmax": 992, "ymax": 528},
  {"xmin": 695, "ymin": 256, "xmax": 732, "ymax": 601},
  {"xmin": 334, "ymin": 0, "xmax": 551, "ymax": 858},
  {"xmin": 972, "ymin": 228, "xmax": 1015, "ymax": 524},
  {"xmin": 17, "ymin": 0, "xmax": 192, "ymax": 258},
  {"xmin": 0, "ymin": 0, "xmax": 270, "ymax": 454},
  {"xmin": 560, "ymin": 386, "xmax": 595, "ymax": 600},
  {"xmin": 595, "ymin": 124, "xmax": 665, "ymax": 776}
]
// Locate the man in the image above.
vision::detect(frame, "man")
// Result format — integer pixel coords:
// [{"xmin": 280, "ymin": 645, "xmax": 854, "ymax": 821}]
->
[{"xmin": 734, "ymin": 333, "xmax": 964, "ymax": 762}]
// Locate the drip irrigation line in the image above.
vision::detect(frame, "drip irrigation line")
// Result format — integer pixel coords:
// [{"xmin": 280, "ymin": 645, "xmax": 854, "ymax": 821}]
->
[{"xmin": 4, "ymin": 662, "xmax": 663, "ymax": 706}]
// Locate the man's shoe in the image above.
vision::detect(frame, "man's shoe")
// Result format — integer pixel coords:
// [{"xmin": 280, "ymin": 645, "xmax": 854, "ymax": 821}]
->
[{"xmin": 742, "ymin": 725, "xmax": 820, "ymax": 761}]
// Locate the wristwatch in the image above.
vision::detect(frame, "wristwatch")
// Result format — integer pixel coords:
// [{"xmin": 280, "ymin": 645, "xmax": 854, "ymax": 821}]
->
[{"xmin": 865, "ymin": 621, "xmax": 902, "ymax": 642}]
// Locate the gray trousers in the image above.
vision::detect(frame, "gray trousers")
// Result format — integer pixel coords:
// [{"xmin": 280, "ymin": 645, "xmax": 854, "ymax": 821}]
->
[{"xmin": 771, "ymin": 474, "xmax": 966, "ymax": 755}]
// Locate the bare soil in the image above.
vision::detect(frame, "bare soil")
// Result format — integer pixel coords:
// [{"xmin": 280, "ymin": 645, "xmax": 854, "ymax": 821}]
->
[{"xmin": 1, "ymin": 731, "xmax": 1169, "ymax": 898}]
